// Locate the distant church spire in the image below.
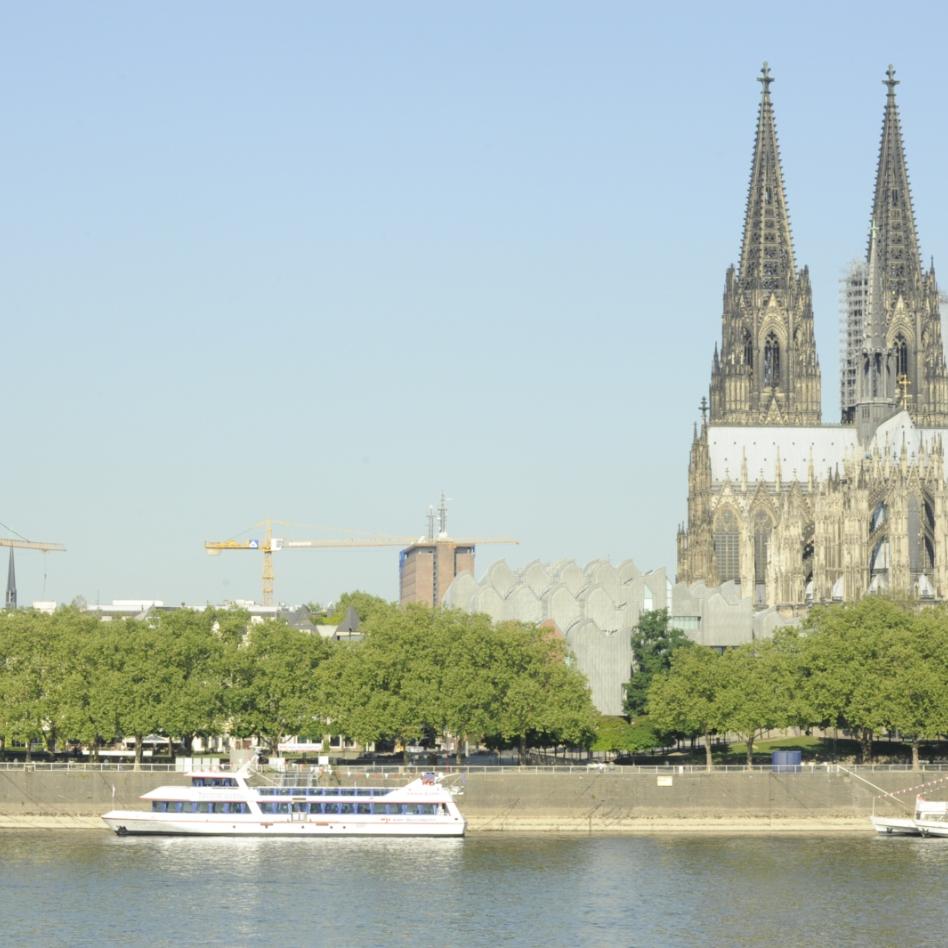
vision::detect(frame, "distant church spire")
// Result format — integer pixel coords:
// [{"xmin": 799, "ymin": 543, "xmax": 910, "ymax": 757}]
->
[
  {"xmin": 869, "ymin": 65, "xmax": 921, "ymax": 302},
  {"xmin": 739, "ymin": 62, "xmax": 796, "ymax": 289},
  {"xmin": 5, "ymin": 549, "xmax": 16, "ymax": 611}
]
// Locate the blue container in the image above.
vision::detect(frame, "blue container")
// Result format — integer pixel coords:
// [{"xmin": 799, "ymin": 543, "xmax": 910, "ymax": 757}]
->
[{"xmin": 771, "ymin": 750, "xmax": 802, "ymax": 773}]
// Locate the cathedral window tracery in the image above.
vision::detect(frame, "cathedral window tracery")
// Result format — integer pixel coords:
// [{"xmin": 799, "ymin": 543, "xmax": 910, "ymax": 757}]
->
[
  {"xmin": 713, "ymin": 509, "xmax": 740, "ymax": 585},
  {"xmin": 895, "ymin": 334, "xmax": 908, "ymax": 377},
  {"xmin": 753, "ymin": 512, "xmax": 772, "ymax": 605},
  {"xmin": 743, "ymin": 330, "xmax": 753, "ymax": 367},
  {"xmin": 763, "ymin": 332, "xmax": 780, "ymax": 387}
]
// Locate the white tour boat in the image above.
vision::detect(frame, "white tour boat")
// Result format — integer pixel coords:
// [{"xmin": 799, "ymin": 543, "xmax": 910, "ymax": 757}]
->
[
  {"xmin": 102, "ymin": 763, "xmax": 465, "ymax": 837},
  {"xmin": 870, "ymin": 795, "xmax": 948, "ymax": 836}
]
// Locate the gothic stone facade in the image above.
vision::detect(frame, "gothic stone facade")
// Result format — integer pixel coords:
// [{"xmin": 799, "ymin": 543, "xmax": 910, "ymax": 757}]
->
[{"xmin": 678, "ymin": 65, "xmax": 948, "ymax": 608}]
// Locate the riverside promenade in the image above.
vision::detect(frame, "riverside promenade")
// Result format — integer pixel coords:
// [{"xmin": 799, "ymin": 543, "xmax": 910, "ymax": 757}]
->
[{"xmin": 2, "ymin": 762, "xmax": 946, "ymax": 832}]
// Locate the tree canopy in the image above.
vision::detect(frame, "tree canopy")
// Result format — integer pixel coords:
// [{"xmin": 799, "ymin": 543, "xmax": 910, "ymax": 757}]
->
[
  {"xmin": 645, "ymin": 597, "xmax": 948, "ymax": 767},
  {"xmin": 0, "ymin": 601, "xmax": 598, "ymax": 764},
  {"xmin": 623, "ymin": 609, "xmax": 692, "ymax": 717}
]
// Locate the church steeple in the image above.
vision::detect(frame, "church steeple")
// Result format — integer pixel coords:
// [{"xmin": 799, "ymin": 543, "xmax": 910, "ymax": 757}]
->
[
  {"xmin": 870, "ymin": 65, "xmax": 922, "ymax": 303},
  {"xmin": 708, "ymin": 64, "xmax": 821, "ymax": 427},
  {"xmin": 5, "ymin": 549, "xmax": 16, "ymax": 611},
  {"xmin": 739, "ymin": 62, "xmax": 796, "ymax": 289},
  {"xmin": 853, "ymin": 66, "xmax": 948, "ymax": 429}
]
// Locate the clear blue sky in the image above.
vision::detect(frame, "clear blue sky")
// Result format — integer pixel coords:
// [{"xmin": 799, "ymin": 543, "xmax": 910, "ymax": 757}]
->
[{"xmin": 2, "ymin": 2, "xmax": 947, "ymax": 606}]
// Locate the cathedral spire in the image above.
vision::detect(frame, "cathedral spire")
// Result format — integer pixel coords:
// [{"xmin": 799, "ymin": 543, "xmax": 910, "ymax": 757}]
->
[
  {"xmin": 739, "ymin": 62, "xmax": 796, "ymax": 289},
  {"xmin": 869, "ymin": 65, "xmax": 921, "ymax": 301}
]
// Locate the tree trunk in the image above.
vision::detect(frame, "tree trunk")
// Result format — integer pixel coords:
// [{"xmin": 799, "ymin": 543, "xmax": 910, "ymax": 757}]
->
[
  {"xmin": 455, "ymin": 735, "xmax": 464, "ymax": 766},
  {"xmin": 860, "ymin": 728, "xmax": 873, "ymax": 764},
  {"xmin": 704, "ymin": 732, "xmax": 713, "ymax": 772},
  {"xmin": 134, "ymin": 734, "xmax": 144, "ymax": 770},
  {"xmin": 518, "ymin": 736, "xmax": 527, "ymax": 764},
  {"xmin": 746, "ymin": 735, "xmax": 755, "ymax": 769},
  {"xmin": 911, "ymin": 739, "xmax": 921, "ymax": 772}
]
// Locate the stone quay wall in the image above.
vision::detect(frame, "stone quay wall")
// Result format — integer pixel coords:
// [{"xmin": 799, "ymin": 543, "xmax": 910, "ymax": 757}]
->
[{"xmin": 0, "ymin": 766, "xmax": 941, "ymax": 832}]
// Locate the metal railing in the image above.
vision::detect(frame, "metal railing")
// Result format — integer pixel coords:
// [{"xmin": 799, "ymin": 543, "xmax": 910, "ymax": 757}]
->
[
  {"xmin": 0, "ymin": 760, "xmax": 946, "ymax": 776},
  {"xmin": 0, "ymin": 762, "xmax": 179, "ymax": 773}
]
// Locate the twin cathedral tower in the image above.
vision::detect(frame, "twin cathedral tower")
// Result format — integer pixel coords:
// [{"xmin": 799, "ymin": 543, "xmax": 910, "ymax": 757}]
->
[{"xmin": 678, "ymin": 65, "xmax": 948, "ymax": 607}]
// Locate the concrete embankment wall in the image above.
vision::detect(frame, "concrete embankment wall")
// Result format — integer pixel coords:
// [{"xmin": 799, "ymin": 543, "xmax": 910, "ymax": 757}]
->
[
  {"xmin": 458, "ymin": 769, "xmax": 932, "ymax": 831},
  {"xmin": 0, "ymin": 770, "xmax": 190, "ymax": 818},
  {"xmin": 0, "ymin": 767, "xmax": 938, "ymax": 831}
]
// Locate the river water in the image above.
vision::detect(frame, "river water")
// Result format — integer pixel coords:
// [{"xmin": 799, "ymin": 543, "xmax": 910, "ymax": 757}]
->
[{"xmin": 1, "ymin": 831, "xmax": 945, "ymax": 946}]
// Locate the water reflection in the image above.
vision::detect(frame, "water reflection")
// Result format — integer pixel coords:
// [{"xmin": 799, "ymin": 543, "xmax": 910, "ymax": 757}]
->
[{"xmin": 0, "ymin": 832, "xmax": 946, "ymax": 946}]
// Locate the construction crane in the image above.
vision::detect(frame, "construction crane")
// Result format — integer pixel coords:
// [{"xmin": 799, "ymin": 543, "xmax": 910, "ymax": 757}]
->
[
  {"xmin": 0, "ymin": 532, "xmax": 67, "ymax": 608},
  {"xmin": 204, "ymin": 500, "xmax": 517, "ymax": 606}
]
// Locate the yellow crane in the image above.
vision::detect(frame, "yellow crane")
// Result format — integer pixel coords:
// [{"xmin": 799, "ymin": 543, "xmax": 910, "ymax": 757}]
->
[
  {"xmin": 0, "ymin": 538, "xmax": 66, "ymax": 553},
  {"xmin": 205, "ymin": 505, "xmax": 517, "ymax": 606}
]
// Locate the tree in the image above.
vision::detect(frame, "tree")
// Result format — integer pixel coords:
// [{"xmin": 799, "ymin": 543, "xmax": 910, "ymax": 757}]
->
[
  {"xmin": 716, "ymin": 640, "xmax": 795, "ymax": 767},
  {"xmin": 592, "ymin": 715, "xmax": 660, "ymax": 757},
  {"xmin": 647, "ymin": 645, "xmax": 725, "ymax": 770},
  {"xmin": 426, "ymin": 610, "xmax": 502, "ymax": 763},
  {"xmin": 316, "ymin": 607, "xmax": 438, "ymax": 757},
  {"xmin": 0, "ymin": 612, "xmax": 70, "ymax": 758},
  {"xmin": 885, "ymin": 606, "xmax": 948, "ymax": 770},
  {"xmin": 491, "ymin": 624, "xmax": 597, "ymax": 761},
  {"xmin": 225, "ymin": 619, "xmax": 331, "ymax": 751},
  {"xmin": 623, "ymin": 609, "xmax": 692, "ymax": 716},
  {"xmin": 798, "ymin": 597, "xmax": 910, "ymax": 763},
  {"xmin": 146, "ymin": 610, "xmax": 227, "ymax": 754},
  {"xmin": 329, "ymin": 591, "xmax": 392, "ymax": 625}
]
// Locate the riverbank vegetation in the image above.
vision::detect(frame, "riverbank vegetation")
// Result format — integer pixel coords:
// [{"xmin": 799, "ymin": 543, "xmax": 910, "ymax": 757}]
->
[
  {"xmin": 0, "ymin": 602, "xmax": 598, "ymax": 764},
  {"xmin": 640, "ymin": 597, "xmax": 948, "ymax": 768}
]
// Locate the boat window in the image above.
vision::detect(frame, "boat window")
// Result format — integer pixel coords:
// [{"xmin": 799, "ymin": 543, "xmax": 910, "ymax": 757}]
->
[
  {"xmin": 192, "ymin": 778, "xmax": 205, "ymax": 787},
  {"xmin": 355, "ymin": 804, "xmax": 371, "ymax": 815},
  {"xmin": 173, "ymin": 802, "xmax": 184, "ymax": 813},
  {"xmin": 293, "ymin": 803, "xmax": 309, "ymax": 813},
  {"xmin": 152, "ymin": 801, "xmax": 168, "ymax": 812}
]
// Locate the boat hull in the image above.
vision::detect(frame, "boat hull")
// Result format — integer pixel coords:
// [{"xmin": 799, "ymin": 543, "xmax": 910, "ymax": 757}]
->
[
  {"xmin": 102, "ymin": 810, "xmax": 464, "ymax": 838},
  {"xmin": 870, "ymin": 815, "xmax": 921, "ymax": 836},
  {"xmin": 914, "ymin": 818, "xmax": 948, "ymax": 838}
]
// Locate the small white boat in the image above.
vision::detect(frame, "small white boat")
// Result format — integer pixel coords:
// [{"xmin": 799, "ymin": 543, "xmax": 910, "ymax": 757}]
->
[
  {"xmin": 914, "ymin": 797, "xmax": 948, "ymax": 837},
  {"xmin": 102, "ymin": 763, "xmax": 465, "ymax": 837},
  {"xmin": 871, "ymin": 796, "xmax": 948, "ymax": 836}
]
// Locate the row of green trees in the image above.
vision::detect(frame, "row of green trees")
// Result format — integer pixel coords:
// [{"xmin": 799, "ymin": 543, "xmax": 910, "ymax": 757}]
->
[
  {"xmin": 640, "ymin": 598, "xmax": 948, "ymax": 768},
  {"xmin": 0, "ymin": 601, "xmax": 598, "ymax": 763}
]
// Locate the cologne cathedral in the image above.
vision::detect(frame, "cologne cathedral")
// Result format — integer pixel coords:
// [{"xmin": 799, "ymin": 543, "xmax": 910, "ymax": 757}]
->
[{"xmin": 677, "ymin": 64, "xmax": 948, "ymax": 608}]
